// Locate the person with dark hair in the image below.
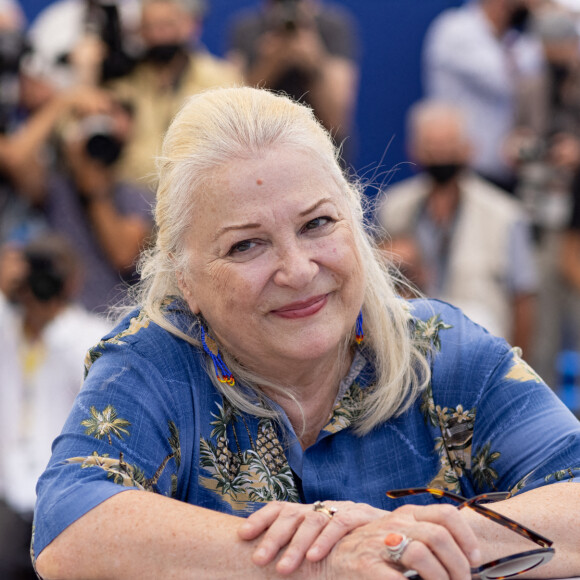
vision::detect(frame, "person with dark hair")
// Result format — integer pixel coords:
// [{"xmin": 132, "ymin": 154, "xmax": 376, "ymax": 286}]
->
[
  {"xmin": 423, "ymin": 0, "xmax": 545, "ymax": 193},
  {"xmin": 227, "ymin": 0, "xmax": 359, "ymax": 164},
  {"xmin": 108, "ymin": 0, "xmax": 241, "ymax": 186},
  {"xmin": 0, "ymin": 234, "xmax": 110, "ymax": 580},
  {"xmin": 33, "ymin": 87, "xmax": 580, "ymax": 580},
  {"xmin": 39, "ymin": 102, "xmax": 155, "ymax": 314}
]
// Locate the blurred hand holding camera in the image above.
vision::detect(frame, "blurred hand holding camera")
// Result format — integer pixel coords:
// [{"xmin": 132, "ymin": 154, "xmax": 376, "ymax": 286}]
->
[
  {"xmin": 253, "ymin": 23, "xmax": 327, "ymax": 84},
  {"xmin": 61, "ymin": 103, "xmax": 130, "ymax": 201}
]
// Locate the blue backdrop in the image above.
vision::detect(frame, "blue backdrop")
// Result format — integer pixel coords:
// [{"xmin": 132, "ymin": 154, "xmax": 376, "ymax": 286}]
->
[{"xmin": 21, "ymin": 0, "xmax": 463, "ymax": 185}]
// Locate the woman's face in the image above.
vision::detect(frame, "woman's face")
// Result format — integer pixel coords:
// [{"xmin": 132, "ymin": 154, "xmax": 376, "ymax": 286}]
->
[{"xmin": 179, "ymin": 147, "xmax": 365, "ymax": 378}]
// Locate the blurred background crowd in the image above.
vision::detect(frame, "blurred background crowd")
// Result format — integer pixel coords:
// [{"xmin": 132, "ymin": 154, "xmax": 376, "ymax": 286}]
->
[{"xmin": 2, "ymin": 0, "xmax": 580, "ymax": 577}]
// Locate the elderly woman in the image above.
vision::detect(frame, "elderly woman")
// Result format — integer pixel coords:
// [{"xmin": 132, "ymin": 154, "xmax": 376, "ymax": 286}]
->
[{"xmin": 34, "ymin": 87, "xmax": 580, "ymax": 579}]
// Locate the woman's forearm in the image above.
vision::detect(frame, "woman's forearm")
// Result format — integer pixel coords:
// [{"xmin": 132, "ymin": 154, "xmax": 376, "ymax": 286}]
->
[
  {"xmin": 35, "ymin": 490, "xmax": 323, "ymax": 580},
  {"xmin": 461, "ymin": 482, "xmax": 580, "ymax": 577}
]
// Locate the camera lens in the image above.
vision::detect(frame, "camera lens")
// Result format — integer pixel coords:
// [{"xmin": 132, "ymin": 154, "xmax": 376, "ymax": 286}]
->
[
  {"xmin": 25, "ymin": 253, "xmax": 65, "ymax": 302},
  {"xmin": 78, "ymin": 114, "xmax": 123, "ymax": 166},
  {"xmin": 85, "ymin": 132, "xmax": 123, "ymax": 166}
]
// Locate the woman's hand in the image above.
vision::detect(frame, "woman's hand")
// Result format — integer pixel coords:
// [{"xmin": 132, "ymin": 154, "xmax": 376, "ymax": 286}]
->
[
  {"xmin": 325, "ymin": 502, "xmax": 482, "ymax": 580},
  {"xmin": 238, "ymin": 500, "xmax": 385, "ymax": 575}
]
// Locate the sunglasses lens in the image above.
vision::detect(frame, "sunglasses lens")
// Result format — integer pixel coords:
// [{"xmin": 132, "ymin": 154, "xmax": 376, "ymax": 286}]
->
[{"xmin": 481, "ymin": 550, "xmax": 554, "ymax": 579}]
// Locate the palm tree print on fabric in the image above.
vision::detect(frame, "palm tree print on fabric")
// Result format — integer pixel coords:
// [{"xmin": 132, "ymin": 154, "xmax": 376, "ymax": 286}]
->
[
  {"xmin": 510, "ymin": 465, "xmax": 579, "ymax": 496},
  {"xmin": 472, "ymin": 442, "xmax": 501, "ymax": 490},
  {"xmin": 323, "ymin": 381, "xmax": 366, "ymax": 434},
  {"xmin": 545, "ymin": 467, "xmax": 580, "ymax": 482},
  {"xmin": 81, "ymin": 405, "xmax": 131, "ymax": 445},
  {"xmin": 67, "ymin": 451, "xmax": 148, "ymax": 489},
  {"xmin": 199, "ymin": 401, "xmax": 299, "ymax": 509},
  {"xmin": 68, "ymin": 420, "xmax": 181, "ymax": 496},
  {"xmin": 413, "ymin": 314, "xmax": 452, "ymax": 354},
  {"xmin": 426, "ymin": 396, "xmax": 477, "ymax": 493}
]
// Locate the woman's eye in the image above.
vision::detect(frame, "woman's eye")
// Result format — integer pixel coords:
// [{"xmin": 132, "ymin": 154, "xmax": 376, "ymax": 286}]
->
[
  {"xmin": 302, "ymin": 216, "xmax": 332, "ymax": 232},
  {"xmin": 228, "ymin": 240, "xmax": 256, "ymax": 255}
]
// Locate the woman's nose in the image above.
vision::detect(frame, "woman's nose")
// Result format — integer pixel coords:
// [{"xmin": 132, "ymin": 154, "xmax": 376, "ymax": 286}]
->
[{"xmin": 273, "ymin": 242, "xmax": 319, "ymax": 289}]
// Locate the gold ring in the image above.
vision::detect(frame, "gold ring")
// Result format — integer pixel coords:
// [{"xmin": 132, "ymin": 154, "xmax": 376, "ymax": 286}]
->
[
  {"xmin": 313, "ymin": 500, "xmax": 338, "ymax": 518},
  {"xmin": 383, "ymin": 532, "xmax": 413, "ymax": 563}
]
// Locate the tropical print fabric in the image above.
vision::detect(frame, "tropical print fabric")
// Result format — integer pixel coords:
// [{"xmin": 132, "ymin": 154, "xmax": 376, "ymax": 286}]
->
[{"xmin": 32, "ymin": 299, "xmax": 580, "ymax": 562}]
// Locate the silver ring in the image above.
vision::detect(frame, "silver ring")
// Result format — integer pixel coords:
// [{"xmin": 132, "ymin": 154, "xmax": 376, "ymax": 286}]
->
[
  {"xmin": 313, "ymin": 500, "xmax": 337, "ymax": 518},
  {"xmin": 383, "ymin": 533, "xmax": 413, "ymax": 563}
]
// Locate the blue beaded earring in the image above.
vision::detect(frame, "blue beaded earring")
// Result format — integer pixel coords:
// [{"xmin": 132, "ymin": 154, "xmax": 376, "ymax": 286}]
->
[
  {"xmin": 355, "ymin": 310, "xmax": 364, "ymax": 345},
  {"xmin": 200, "ymin": 324, "xmax": 235, "ymax": 386}
]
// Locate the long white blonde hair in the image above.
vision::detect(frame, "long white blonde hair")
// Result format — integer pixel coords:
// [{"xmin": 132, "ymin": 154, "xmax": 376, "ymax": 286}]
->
[{"xmin": 133, "ymin": 86, "xmax": 431, "ymax": 435}]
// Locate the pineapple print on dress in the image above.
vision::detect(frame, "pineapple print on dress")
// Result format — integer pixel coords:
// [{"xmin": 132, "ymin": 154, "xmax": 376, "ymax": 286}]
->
[
  {"xmin": 199, "ymin": 399, "xmax": 299, "ymax": 511},
  {"xmin": 255, "ymin": 419, "xmax": 287, "ymax": 476}
]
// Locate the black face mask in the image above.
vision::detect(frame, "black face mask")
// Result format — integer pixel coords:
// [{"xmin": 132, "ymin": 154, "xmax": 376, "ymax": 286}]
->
[
  {"xmin": 424, "ymin": 163, "xmax": 463, "ymax": 185},
  {"xmin": 508, "ymin": 6, "xmax": 531, "ymax": 32},
  {"xmin": 144, "ymin": 43, "xmax": 184, "ymax": 64}
]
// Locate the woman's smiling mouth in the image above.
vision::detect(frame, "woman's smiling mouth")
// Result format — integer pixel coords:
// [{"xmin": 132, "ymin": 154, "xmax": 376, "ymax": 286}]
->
[{"xmin": 271, "ymin": 294, "xmax": 329, "ymax": 319}]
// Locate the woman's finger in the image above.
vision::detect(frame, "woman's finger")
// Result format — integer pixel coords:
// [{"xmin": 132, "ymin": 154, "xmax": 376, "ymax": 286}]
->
[
  {"xmin": 388, "ymin": 537, "xmax": 450, "ymax": 580},
  {"xmin": 275, "ymin": 508, "xmax": 340, "ymax": 574},
  {"xmin": 406, "ymin": 504, "xmax": 482, "ymax": 567},
  {"xmin": 399, "ymin": 522, "xmax": 470, "ymax": 580},
  {"xmin": 237, "ymin": 501, "xmax": 286, "ymax": 540},
  {"xmin": 249, "ymin": 503, "xmax": 312, "ymax": 566},
  {"xmin": 277, "ymin": 502, "xmax": 385, "ymax": 574},
  {"xmin": 240, "ymin": 501, "xmax": 387, "ymax": 572}
]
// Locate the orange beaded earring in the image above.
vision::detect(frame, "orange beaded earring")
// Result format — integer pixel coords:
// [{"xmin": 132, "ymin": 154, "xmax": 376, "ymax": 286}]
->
[
  {"xmin": 200, "ymin": 324, "xmax": 235, "ymax": 386},
  {"xmin": 355, "ymin": 311, "xmax": 364, "ymax": 344}
]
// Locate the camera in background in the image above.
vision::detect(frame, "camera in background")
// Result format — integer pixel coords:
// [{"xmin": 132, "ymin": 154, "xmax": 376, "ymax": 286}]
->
[
  {"xmin": 77, "ymin": 113, "xmax": 124, "ymax": 166},
  {"xmin": 24, "ymin": 249, "xmax": 66, "ymax": 302},
  {"xmin": 19, "ymin": 235, "xmax": 82, "ymax": 304}
]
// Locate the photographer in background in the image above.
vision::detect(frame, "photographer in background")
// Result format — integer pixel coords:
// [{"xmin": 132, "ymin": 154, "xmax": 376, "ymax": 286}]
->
[
  {"xmin": 0, "ymin": 0, "xmax": 42, "ymax": 246},
  {"xmin": 36, "ymin": 100, "xmax": 154, "ymax": 314},
  {"xmin": 107, "ymin": 0, "xmax": 241, "ymax": 186},
  {"xmin": 28, "ymin": 0, "xmax": 139, "ymax": 89},
  {"xmin": 512, "ymin": 6, "xmax": 580, "ymax": 389},
  {"xmin": 0, "ymin": 234, "xmax": 110, "ymax": 580},
  {"xmin": 0, "ymin": 26, "xmax": 153, "ymax": 315},
  {"xmin": 227, "ymin": 0, "xmax": 360, "ymax": 165}
]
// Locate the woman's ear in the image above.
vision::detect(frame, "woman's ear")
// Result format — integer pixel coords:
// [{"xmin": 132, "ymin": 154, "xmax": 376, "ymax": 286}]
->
[{"xmin": 176, "ymin": 271, "xmax": 200, "ymax": 314}]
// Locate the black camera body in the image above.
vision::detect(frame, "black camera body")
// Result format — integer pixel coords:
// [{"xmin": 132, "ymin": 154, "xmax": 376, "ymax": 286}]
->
[
  {"xmin": 24, "ymin": 249, "xmax": 66, "ymax": 302},
  {"xmin": 78, "ymin": 114, "xmax": 124, "ymax": 166}
]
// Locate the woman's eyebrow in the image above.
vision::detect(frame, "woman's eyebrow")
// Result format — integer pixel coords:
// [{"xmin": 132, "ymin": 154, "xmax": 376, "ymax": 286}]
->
[
  {"xmin": 299, "ymin": 197, "xmax": 335, "ymax": 217},
  {"xmin": 213, "ymin": 222, "xmax": 261, "ymax": 242}
]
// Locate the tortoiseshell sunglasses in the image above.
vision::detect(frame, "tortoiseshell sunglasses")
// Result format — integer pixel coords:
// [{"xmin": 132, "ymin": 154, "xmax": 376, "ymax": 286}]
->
[{"xmin": 385, "ymin": 487, "xmax": 554, "ymax": 580}]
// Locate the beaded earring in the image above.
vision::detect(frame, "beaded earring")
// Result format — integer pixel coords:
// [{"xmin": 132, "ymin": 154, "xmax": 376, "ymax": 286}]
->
[
  {"xmin": 200, "ymin": 324, "xmax": 235, "ymax": 386},
  {"xmin": 355, "ymin": 310, "xmax": 364, "ymax": 345}
]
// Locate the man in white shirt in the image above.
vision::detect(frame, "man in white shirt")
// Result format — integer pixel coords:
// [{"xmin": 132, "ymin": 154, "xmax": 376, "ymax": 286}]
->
[
  {"xmin": 0, "ymin": 235, "xmax": 111, "ymax": 578},
  {"xmin": 423, "ymin": 0, "xmax": 544, "ymax": 192}
]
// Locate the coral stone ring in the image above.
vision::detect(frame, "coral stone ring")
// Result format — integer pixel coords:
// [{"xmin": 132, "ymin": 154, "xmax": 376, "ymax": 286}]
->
[{"xmin": 383, "ymin": 532, "xmax": 413, "ymax": 563}]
